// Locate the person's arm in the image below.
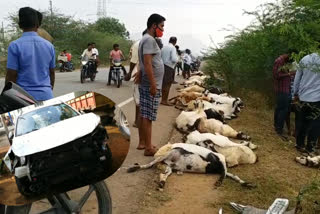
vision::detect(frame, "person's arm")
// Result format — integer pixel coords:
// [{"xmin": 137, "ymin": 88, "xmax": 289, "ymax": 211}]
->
[
  {"xmin": 5, "ymin": 69, "xmax": 17, "ymax": 84},
  {"xmin": 293, "ymin": 63, "xmax": 303, "ymax": 101},
  {"xmin": 50, "ymin": 68, "xmax": 55, "ymax": 89},
  {"xmin": 124, "ymin": 62, "xmax": 137, "ymax": 81},
  {"xmin": 6, "ymin": 43, "xmax": 19, "ymax": 84},
  {"xmin": 109, "ymin": 51, "xmax": 113, "ymax": 64},
  {"xmin": 171, "ymin": 47, "xmax": 178, "ymax": 64},
  {"xmin": 49, "ymin": 46, "xmax": 56, "ymax": 89},
  {"xmin": 144, "ymin": 54, "xmax": 157, "ymax": 96},
  {"xmin": 81, "ymin": 49, "xmax": 86, "ymax": 58},
  {"xmin": 120, "ymin": 50, "xmax": 125, "ymax": 61}
]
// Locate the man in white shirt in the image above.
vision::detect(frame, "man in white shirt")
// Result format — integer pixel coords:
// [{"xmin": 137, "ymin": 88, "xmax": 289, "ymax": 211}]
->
[
  {"xmin": 160, "ymin": 37, "xmax": 178, "ymax": 105},
  {"xmin": 183, "ymin": 49, "xmax": 192, "ymax": 79},
  {"xmin": 91, "ymin": 42, "xmax": 100, "ymax": 72},
  {"xmin": 124, "ymin": 39, "xmax": 141, "ymax": 128}
]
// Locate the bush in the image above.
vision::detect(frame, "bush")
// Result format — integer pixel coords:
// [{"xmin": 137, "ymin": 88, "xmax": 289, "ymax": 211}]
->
[{"xmin": 203, "ymin": 0, "xmax": 320, "ymax": 105}]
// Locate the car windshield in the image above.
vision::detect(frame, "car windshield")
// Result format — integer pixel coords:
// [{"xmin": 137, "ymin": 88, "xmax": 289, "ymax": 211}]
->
[{"xmin": 16, "ymin": 103, "xmax": 79, "ymax": 136}]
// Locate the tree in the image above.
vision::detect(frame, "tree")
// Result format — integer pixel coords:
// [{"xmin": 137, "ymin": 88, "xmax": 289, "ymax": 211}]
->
[{"xmin": 93, "ymin": 17, "xmax": 130, "ymax": 39}]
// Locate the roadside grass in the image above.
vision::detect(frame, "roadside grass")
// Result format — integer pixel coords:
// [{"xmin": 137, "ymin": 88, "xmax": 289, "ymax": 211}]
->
[{"xmin": 218, "ymin": 89, "xmax": 320, "ymax": 213}]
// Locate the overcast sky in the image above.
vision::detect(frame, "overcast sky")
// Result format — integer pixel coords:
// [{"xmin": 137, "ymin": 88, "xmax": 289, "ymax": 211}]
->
[{"xmin": 0, "ymin": 0, "xmax": 276, "ymax": 55}]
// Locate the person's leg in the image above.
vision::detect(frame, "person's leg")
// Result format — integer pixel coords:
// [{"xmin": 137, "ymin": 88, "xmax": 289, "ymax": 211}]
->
[
  {"xmin": 305, "ymin": 102, "xmax": 320, "ymax": 153},
  {"xmin": 295, "ymin": 103, "xmax": 308, "ymax": 149},
  {"xmin": 274, "ymin": 93, "xmax": 290, "ymax": 134},
  {"xmin": 121, "ymin": 65, "xmax": 127, "ymax": 76},
  {"xmin": 107, "ymin": 66, "xmax": 113, "ymax": 85},
  {"xmin": 161, "ymin": 84, "xmax": 172, "ymax": 105}
]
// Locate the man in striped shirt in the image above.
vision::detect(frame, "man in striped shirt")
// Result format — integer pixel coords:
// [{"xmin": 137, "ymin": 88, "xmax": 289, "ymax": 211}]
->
[{"xmin": 273, "ymin": 53, "xmax": 296, "ymax": 140}]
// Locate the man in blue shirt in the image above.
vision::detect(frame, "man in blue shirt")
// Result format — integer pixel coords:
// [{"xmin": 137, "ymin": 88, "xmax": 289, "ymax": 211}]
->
[
  {"xmin": 293, "ymin": 52, "xmax": 320, "ymax": 154},
  {"xmin": 5, "ymin": 7, "xmax": 55, "ymax": 101}
]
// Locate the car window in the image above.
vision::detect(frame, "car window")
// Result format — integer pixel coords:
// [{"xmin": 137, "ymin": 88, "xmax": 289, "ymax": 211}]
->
[{"xmin": 16, "ymin": 104, "xmax": 79, "ymax": 136}]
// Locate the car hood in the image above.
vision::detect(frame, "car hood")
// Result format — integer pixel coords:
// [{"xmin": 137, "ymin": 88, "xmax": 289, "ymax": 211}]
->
[{"xmin": 12, "ymin": 113, "xmax": 101, "ymax": 157}]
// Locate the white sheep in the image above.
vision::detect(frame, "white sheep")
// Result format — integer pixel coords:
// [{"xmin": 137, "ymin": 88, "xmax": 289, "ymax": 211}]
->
[
  {"xmin": 296, "ymin": 155, "xmax": 320, "ymax": 167},
  {"xmin": 127, "ymin": 143, "xmax": 255, "ymax": 190},
  {"xmin": 176, "ymin": 100, "xmax": 207, "ymax": 132},
  {"xmin": 195, "ymin": 117, "xmax": 251, "ymax": 141},
  {"xmin": 185, "ymin": 131, "xmax": 257, "ymax": 167}
]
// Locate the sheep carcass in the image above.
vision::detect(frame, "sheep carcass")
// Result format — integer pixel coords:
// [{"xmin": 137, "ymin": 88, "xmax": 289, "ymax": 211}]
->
[
  {"xmin": 185, "ymin": 131, "xmax": 257, "ymax": 167},
  {"xmin": 127, "ymin": 143, "xmax": 254, "ymax": 190},
  {"xmin": 176, "ymin": 102, "xmax": 207, "ymax": 132},
  {"xmin": 296, "ymin": 155, "xmax": 320, "ymax": 167},
  {"xmin": 186, "ymin": 100, "xmax": 225, "ymax": 123},
  {"xmin": 177, "ymin": 85, "xmax": 206, "ymax": 93},
  {"xmin": 195, "ymin": 117, "xmax": 251, "ymax": 140}
]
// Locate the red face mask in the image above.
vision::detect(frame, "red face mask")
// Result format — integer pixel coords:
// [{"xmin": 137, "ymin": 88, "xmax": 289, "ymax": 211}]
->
[{"xmin": 155, "ymin": 27, "xmax": 164, "ymax": 38}]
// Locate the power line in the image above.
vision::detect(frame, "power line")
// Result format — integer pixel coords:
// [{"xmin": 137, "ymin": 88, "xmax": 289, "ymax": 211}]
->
[{"xmin": 97, "ymin": 0, "xmax": 107, "ymax": 19}]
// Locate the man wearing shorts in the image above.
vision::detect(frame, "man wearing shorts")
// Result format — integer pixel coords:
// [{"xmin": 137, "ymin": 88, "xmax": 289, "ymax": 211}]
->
[{"xmin": 137, "ymin": 13, "xmax": 166, "ymax": 156}]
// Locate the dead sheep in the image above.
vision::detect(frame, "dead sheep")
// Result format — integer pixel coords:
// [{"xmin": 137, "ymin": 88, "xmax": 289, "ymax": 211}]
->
[
  {"xmin": 185, "ymin": 131, "xmax": 257, "ymax": 167},
  {"xmin": 195, "ymin": 117, "xmax": 251, "ymax": 141},
  {"xmin": 296, "ymin": 155, "xmax": 320, "ymax": 167},
  {"xmin": 176, "ymin": 100, "xmax": 207, "ymax": 132},
  {"xmin": 127, "ymin": 143, "xmax": 254, "ymax": 190}
]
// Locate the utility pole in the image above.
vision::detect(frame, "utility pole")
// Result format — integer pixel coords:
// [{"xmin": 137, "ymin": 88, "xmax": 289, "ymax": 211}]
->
[
  {"xmin": 49, "ymin": 0, "xmax": 53, "ymax": 17},
  {"xmin": 1, "ymin": 22, "xmax": 4, "ymax": 41},
  {"xmin": 97, "ymin": 0, "xmax": 107, "ymax": 19}
]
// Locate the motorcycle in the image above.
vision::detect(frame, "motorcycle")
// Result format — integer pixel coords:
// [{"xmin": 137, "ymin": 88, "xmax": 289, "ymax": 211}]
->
[
  {"xmin": 80, "ymin": 55, "xmax": 96, "ymax": 83},
  {"xmin": 190, "ymin": 59, "xmax": 201, "ymax": 72},
  {"xmin": 57, "ymin": 55, "xmax": 74, "ymax": 72},
  {"xmin": 108, "ymin": 60, "xmax": 123, "ymax": 88},
  {"xmin": 0, "ymin": 82, "xmax": 112, "ymax": 214}
]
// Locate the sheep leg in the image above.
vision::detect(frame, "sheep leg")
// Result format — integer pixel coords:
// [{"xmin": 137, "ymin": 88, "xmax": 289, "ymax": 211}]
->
[
  {"xmin": 226, "ymin": 172, "xmax": 256, "ymax": 188},
  {"xmin": 158, "ymin": 165, "xmax": 173, "ymax": 190},
  {"xmin": 127, "ymin": 155, "xmax": 170, "ymax": 173}
]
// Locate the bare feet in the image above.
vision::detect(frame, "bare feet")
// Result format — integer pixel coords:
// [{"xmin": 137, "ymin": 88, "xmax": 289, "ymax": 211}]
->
[
  {"xmin": 144, "ymin": 147, "xmax": 158, "ymax": 156},
  {"xmin": 161, "ymin": 101, "xmax": 173, "ymax": 106},
  {"xmin": 136, "ymin": 144, "xmax": 156, "ymax": 150}
]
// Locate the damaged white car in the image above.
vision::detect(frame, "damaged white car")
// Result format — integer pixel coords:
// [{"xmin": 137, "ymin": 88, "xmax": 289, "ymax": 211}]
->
[{"xmin": 3, "ymin": 102, "xmax": 112, "ymax": 197}]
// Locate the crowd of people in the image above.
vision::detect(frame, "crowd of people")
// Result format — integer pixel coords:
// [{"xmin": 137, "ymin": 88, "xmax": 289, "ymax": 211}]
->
[
  {"xmin": 4, "ymin": 7, "xmax": 197, "ymax": 157},
  {"xmin": 273, "ymin": 50, "xmax": 320, "ymax": 156}
]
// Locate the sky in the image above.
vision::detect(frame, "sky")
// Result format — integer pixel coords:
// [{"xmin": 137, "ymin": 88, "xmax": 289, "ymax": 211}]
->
[{"xmin": 0, "ymin": 0, "xmax": 277, "ymax": 55}]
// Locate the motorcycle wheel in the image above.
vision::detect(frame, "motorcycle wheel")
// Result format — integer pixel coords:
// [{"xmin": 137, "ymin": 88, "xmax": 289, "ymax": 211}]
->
[
  {"xmin": 4, "ymin": 181, "xmax": 112, "ymax": 214},
  {"xmin": 116, "ymin": 72, "xmax": 121, "ymax": 88},
  {"xmin": 80, "ymin": 69, "xmax": 85, "ymax": 84}
]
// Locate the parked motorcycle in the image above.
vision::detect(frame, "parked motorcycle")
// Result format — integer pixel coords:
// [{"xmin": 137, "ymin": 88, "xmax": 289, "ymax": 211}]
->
[
  {"xmin": 80, "ymin": 55, "xmax": 96, "ymax": 83},
  {"xmin": 57, "ymin": 55, "xmax": 74, "ymax": 72},
  {"xmin": 108, "ymin": 60, "xmax": 123, "ymax": 88},
  {"xmin": 0, "ymin": 82, "xmax": 112, "ymax": 213}
]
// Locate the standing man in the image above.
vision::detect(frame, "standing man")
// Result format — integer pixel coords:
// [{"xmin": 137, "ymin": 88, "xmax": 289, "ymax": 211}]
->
[
  {"xmin": 183, "ymin": 49, "xmax": 192, "ymax": 79},
  {"xmin": 124, "ymin": 39, "xmax": 141, "ymax": 128},
  {"xmin": 137, "ymin": 13, "xmax": 166, "ymax": 156},
  {"xmin": 273, "ymin": 53, "xmax": 296, "ymax": 141},
  {"xmin": 293, "ymin": 52, "xmax": 320, "ymax": 154},
  {"xmin": 160, "ymin": 36, "xmax": 178, "ymax": 106},
  {"xmin": 5, "ymin": 7, "xmax": 55, "ymax": 101}
]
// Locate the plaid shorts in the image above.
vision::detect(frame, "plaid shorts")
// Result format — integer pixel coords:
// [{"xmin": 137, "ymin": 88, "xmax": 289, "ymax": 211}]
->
[{"xmin": 139, "ymin": 86, "xmax": 161, "ymax": 121}]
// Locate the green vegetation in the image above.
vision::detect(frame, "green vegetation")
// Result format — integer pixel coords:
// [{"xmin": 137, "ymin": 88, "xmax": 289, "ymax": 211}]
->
[
  {"xmin": 0, "ymin": 9, "xmax": 132, "ymax": 76},
  {"xmin": 204, "ymin": 0, "xmax": 320, "ymax": 104}
]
